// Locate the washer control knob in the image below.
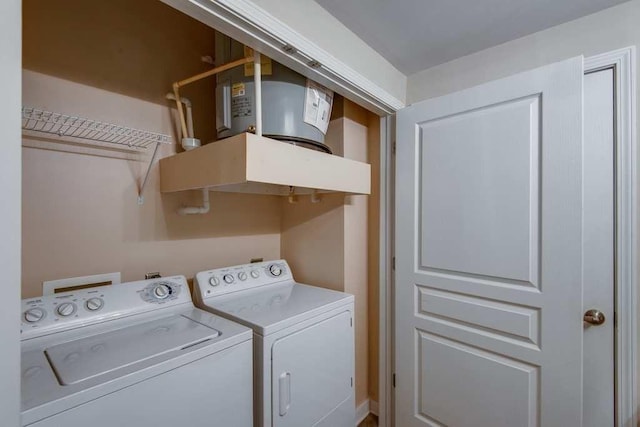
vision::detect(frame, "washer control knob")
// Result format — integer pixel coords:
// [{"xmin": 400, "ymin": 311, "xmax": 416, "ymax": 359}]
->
[
  {"xmin": 238, "ymin": 272, "xmax": 248, "ymax": 281},
  {"xmin": 24, "ymin": 308, "xmax": 46, "ymax": 323},
  {"xmin": 153, "ymin": 284, "xmax": 171, "ymax": 299},
  {"xmin": 85, "ymin": 298, "xmax": 104, "ymax": 311},
  {"xmin": 250, "ymin": 270, "xmax": 260, "ymax": 279},
  {"xmin": 269, "ymin": 264, "xmax": 283, "ymax": 277},
  {"xmin": 223, "ymin": 274, "xmax": 235, "ymax": 284},
  {"xmin": 57, "ymin": 302, "xmax": 76, "ymax": 317},
  {"xmin": 209, "ymin": 276, "xmax": 220, "ymax": 287}
]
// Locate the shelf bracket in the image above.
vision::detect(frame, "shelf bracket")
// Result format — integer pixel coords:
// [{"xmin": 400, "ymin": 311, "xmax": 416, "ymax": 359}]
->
[{"xmin": 137, "ymin": 140, "xmax": 162, "ymax": 205}]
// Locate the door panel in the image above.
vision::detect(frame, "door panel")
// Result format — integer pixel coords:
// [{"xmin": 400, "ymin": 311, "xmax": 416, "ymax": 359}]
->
[
  {"xmin": 583, "ymin": 68, "xmax": 615, "ymax": 427},
  {"xmin": 419, "ymin": 95, "xmax": 539, "ymax": 285},
  {"xmin": 417, "ymin": 332, "xmax": 538, "ymax": 427},
  {"xmin": 396, "ymin": 57, "xmax": 584, "ymax": 427},
  {"xmin": 271, "ymin": 311, "xmax": 353, "ymax": 427}
]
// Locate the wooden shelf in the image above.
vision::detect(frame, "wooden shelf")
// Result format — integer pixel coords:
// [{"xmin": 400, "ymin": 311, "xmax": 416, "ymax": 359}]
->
[{"xmin": 159, "ymin": 133, "xmax": 371, "ymax": 195}]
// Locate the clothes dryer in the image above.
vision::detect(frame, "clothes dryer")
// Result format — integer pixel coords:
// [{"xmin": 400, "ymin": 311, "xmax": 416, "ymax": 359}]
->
[{"xmin": 195, "ymin": 260, "xmax": 355, "ymax": 427}]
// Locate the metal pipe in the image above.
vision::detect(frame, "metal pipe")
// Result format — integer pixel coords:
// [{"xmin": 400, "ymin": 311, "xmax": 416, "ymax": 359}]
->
[
  {"xmin": 166, "ymin": 94, "xmax": 194, "ymax": 138},
  {"xmin": 254, "ymin": 51, "xmax": 262, "ymax": 137}
]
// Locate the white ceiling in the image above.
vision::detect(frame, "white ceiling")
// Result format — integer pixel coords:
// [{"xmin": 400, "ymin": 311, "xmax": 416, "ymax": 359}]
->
[{"xmin": 314, "ymin": 0, "xmax": 630, "ymax": 74}]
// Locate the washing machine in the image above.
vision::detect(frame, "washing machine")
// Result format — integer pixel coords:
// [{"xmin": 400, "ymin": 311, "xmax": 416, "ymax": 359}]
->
[
  {"xmin": 21, "ymin": 276, "xmax": 253, "ymax": 427},
  {"xmin": 194, "ymin": 260, "xmax": 355, "ymax": 427}
]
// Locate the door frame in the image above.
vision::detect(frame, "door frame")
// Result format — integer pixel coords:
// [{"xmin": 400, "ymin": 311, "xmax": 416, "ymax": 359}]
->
[
  {"xmin": 0, "ymin": 0, "xmax": 21, "ymax": 425},
  {"xmin": 381, "ymin": 48, "xmax": 638, "ymax": 427},
  {"xmin": 583, "ymin": 47, "xmax": 638, "ymax": 427}
]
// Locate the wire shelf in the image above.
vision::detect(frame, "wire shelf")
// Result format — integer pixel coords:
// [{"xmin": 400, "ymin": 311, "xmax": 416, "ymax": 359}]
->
[{"xmin": 21, "ymin": 107, "xmax": 172, "ymax": 150}]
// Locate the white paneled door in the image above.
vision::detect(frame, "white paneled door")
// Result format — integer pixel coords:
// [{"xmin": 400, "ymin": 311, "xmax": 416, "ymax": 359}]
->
[{"xmin": 395, "ymin": 57, "xmax": 584, "ymax": 427}]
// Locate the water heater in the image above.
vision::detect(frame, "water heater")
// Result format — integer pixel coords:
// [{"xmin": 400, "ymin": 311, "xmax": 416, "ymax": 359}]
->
[{"xmin": 215, "ymin": 34, "xmax": 334, "ymax": 153}]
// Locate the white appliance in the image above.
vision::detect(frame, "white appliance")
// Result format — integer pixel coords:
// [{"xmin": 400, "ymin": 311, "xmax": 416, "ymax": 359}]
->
[
  {"xmin": 21, "ymin": 276, "xmax": 253, "ymax": 427},
  {"xmin": 194, "ymin": 260, "xmax": 355, "ymax": 427}
]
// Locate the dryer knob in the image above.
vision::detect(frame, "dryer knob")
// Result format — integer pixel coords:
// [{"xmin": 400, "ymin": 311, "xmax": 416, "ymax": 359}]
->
[
  {"xmin": 269, "ymin": 264, "xmax": 282, "ymax": 277},
  {"xmin": 24, "ymin": 308, "xmax": 46, "ymax": 323},
  {"xmin": 209, "ymin": 276, "xmax": 220, "ymax": 287},
  {"xmin": 57, "ymin": 302, "xmax": 76, "ymax": 317},
  {"xmin": 223, "ymin": 274, "xmax": 235, "ymax": 284},
  {"xmin": 238, "ymin": 272, "xmax": 248, "ymax": 281},
  {"xmin": 250, "ymin": 270, "xmax": 260, "ymax": 279}
]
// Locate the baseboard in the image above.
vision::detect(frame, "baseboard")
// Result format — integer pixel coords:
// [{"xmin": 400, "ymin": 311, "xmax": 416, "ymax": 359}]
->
[
  {"xmin": 356, "ymin": 400, "xmax": 370, "ymax": 425},
  {"xmin": 370, "ymin": 400, "xmax": 379, "ymax": 416}
]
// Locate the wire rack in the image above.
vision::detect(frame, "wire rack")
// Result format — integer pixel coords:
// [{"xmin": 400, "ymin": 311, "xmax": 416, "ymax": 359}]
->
[{"xmin": 22, "ymin": 107, "xmax": 172, "ymax": 149}]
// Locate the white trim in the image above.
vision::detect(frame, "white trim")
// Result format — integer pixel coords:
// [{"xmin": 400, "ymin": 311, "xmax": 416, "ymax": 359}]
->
[
  {"xmin": 378, "ymin": 114, "xmax": 395, "ymax": 427},
  {"xmin": 369, "ymin": 400, "xmax": 379, "ymax": 416},
  {"xmin": 356, "ymin": 399, "xmax": 370, "ymax": 425},
  {"xmin": 0, "ymin": 0, "xmax": 21, "ymax": 424},
  {"xmin": 585, "ymin": 46, "xmax": 638, "ymax": 427},
  {"xmin": 159, "ymin": 0, "xmax": 404, "ymax": 115}
]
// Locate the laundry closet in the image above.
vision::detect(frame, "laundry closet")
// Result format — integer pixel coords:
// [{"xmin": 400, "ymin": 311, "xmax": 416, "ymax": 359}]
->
[{"xmin": 21, "ymin": 0, "xmax": 380, "ymax": 420}]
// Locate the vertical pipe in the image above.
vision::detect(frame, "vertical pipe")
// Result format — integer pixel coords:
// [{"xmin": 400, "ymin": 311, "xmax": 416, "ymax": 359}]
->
[
  {"xmin": 172, "ymin": 83, "xmax": 189, "ymax": 138},
  {"xmin": 253, "ymin": 51, "xmax": 262, "ymax": 137},
  {"xmin": 185, "ymin": 104, "xmax": 194, "ymax": 138}
]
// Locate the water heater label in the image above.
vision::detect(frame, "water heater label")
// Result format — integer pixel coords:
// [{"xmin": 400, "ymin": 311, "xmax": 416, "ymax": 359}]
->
[
  {"xmin": 232, "ymin": 83, "xmax": 246, "ymax": 97},
  {"xmin": 303, "ymin": 80, "xmax": 334, "ymax": 134},
  {"xmin": 232, "ymin": 95, "xmax": 252, "ymax": 118}
]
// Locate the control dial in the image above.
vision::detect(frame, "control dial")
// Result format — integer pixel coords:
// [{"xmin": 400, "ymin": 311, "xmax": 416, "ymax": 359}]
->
[
  {"xmin": 223, "ymin": 274, "xmax": 235, "ymax": 284},
  {"xmin": 269, "ymin": 264, "xmax": 283, "ymax": 277},
  {"xmin": 85, "ymin": 298, "xmax": 104, "ymax": 312},
  {"xmin": 153, "ymin": 283, "xmax": 171, "ymax": 299},
  {"xmin": 250, "ymin": 270, "xmax": 260, "ymax": 279},
  {"xmin": 24, "ymin": 308, "xmax": 46, "ymax": 323},
  {"xmin": 238, "ymin": 272, "xmax": 248, "ymax": 281},
  {"xmin": 209, "ymin": 276, "xmax": 220, "ymax": 287},
  {"xmin": 57, "ymin": 302, "xmax": 76, "ymax": 317}
]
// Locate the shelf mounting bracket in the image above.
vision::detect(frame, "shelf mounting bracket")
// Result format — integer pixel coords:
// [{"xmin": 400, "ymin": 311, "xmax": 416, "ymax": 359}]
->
[{"xmin": 137, "ymin": 140, "xmax": 162, "ymax": 205}]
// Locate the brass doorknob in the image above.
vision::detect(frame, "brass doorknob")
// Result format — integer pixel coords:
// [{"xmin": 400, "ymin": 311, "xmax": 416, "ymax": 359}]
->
[{"xmin": 584, "ymin": 309, "xmax": 606, "ymax": 325}]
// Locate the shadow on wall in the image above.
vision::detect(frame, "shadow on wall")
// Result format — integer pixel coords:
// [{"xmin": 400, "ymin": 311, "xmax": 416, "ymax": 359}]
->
[
  {"xmin": 143, "ymin": 190, "xmax": 282, "ymax": 241},
  {"xmin": 22, "ymin": 0, "xmax": 218, "ymax": 144}
]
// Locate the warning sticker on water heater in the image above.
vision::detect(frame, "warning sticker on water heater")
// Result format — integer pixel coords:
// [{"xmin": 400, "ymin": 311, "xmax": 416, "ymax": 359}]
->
[
  {"xmin": 231, "ymin": 83, "xmax": 246, "ymax": 98},
  {"xmin": 303, "ymin": 80, "xmax": 334, "ymax": 134}
]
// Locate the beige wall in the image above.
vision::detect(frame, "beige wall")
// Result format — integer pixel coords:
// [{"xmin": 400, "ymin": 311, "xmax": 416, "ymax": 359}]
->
[
  {"xmin": 21, "ymin": 71, "xmax": 281, "ymax": 298},
  {"xmin": 23, "ymin": 0, "xmax": 218, "ymax": 144},
  {"xmin": 281, "ymin": 115, "xmax": 373, "ymax": 408},
  {"xmin": 21, "ymin": 0, "xmax": 285, "ymax": 297},
  {"xmin": 367, "ymin": 113, "xmax": 381, "ymax": 404}
]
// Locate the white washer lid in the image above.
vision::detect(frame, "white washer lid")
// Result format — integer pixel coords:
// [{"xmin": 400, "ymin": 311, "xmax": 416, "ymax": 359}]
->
[
  {"xmin": 204, "ymin": 282, "xmax": 353, "ymax": 335},
  {"xmin": 45, "ymin": 314, "xmax": 219, "ymax": 385}
]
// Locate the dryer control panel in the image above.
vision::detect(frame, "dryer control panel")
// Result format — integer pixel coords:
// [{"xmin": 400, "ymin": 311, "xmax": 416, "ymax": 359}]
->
[
  {"xmin": 196, "ymin": 260, "xmax": 293, "ymax": 300},
  {"xmin": 21, "ymin": 276, "xmax": 190, "ymax": 340}
]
